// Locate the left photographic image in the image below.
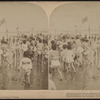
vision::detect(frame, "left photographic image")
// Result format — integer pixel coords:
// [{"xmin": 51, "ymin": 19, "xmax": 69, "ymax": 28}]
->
[{"xmin": 0, "ymin": 2, "xmax": 48, "ymax": 90}]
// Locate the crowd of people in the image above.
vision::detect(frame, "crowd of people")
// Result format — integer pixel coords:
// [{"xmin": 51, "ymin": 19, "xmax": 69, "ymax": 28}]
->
[
  {"xmin": 49, "ymin": 32, "xmax": 100, "ymax": 90},
  {"xmin": 0, "ymin": 30, "xmax": 100, "ymax": 90},
  {"xmin": 0, "ymin": 32, "xmax": 48, "ymax": 89}
]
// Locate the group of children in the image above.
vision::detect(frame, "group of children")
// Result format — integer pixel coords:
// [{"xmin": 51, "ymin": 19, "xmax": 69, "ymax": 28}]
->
[
  {"xmin": 0, "ymin": 33, "xmax": 48, "ymax": 89},
  {"xmin": 49, "ymin": 33, "xmax": 100, "ymax": 89},
  {"xmin": 0, "ymin": 31, "xmax": 100, "ymax": 90}
]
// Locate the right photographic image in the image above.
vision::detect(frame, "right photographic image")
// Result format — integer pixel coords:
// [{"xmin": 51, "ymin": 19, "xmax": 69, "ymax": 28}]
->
[{"xmin": 48, "ymin": 2, "xmax": 100, "ymax": 90}]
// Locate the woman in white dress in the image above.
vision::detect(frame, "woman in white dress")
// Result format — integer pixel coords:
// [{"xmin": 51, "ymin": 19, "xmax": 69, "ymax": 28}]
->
[
  {"xmin": 49, "ymin": 43, "xmax": 63, "ymax": 81},
  {"xmin": 65, "ymin": 42, "xmax": 76, "ymax": 73},
  {"xmin": 37, "ymin": 39, "xmax": 43, "ymax": 63},
  {"xmin": 60, "ymin": 44, "xmax": 67, "ymax": 71}
]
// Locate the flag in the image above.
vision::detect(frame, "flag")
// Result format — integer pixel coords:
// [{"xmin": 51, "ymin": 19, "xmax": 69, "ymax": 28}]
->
[
  {"xmin": 82, "ymin": 16, "xmax": 88, "ymax": 24},
  {"xmin": 0, "ymin": 18, "xmax": 6, "ymax": 26}
]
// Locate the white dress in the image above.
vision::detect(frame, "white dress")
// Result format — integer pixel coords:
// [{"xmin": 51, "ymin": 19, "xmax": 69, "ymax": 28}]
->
[
  {"xmin": 19, "ymin": 57, "xmax": 32, "ymax": 75},
  {"xmin": 65, "ymin": 50, "xmax": 74, "ymax": 63},
  {"xmin": 60, "ymin": 50, "xmax": 67, "ymax": 62},
  {"xmin": 76, "ymin": 46, "xmax": 83, "ymax": 54},
  {"xmin": 22, "ymin": 43, "xmax": 28, "ymax": 52},
  {"xmin": 50, "ymin": 50, "xmax": 60, "ymax": 68},
  {"xmin": 37, "ymin": 42, "xmax": 43, "ymax": 55}
]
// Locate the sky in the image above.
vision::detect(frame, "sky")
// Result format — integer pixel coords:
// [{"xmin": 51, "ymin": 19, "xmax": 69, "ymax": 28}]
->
[
  {"xmin": 32, "ymin": 1, "xmax": 71, "ymax": 20},
  {"xmin": 0, "ymin": 2, "xmax": 100, "ymax": 36},
  {"xmin": 50, "ymin": 2, "xmax": 100, "ymax": 33},
  {"xmin": 0, "ymin": 2, "xmax": 48, "ymax": 33}
]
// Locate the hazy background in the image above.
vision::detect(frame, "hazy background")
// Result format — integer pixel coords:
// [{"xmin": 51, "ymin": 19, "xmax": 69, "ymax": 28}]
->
[
  {"xmin": 50, "ymin": 2, "xmax": 100, "ymax": 34},
  {"xmin": 0, "ymin": 2, "xmax": 48, "ymax": 33}
]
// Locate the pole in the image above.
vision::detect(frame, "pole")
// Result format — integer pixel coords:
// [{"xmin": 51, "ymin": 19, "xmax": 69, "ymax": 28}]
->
[
  {"xmin": 75, "ymin": 25, "xmax": 77, "ymax": 36},
  {"xmin": 55, "ymin": 29, "xmax": 56, "ymax": 40},
  {"xmin": 15, "ymin": 27, "xmax": 19, "ymax": 68},
  {"xmin": 32, "ymin": 27, "xmax": 33, "ymax": 36},
  {"xmin": 96, "ymin": 33, "xmax": 98, "ymax": 67},
  {"xmin": 88, "ymin": 26, "xmax": 90, "ymax": 34},
  {"xmin": 6, "ymin": 29, "xmax": 8, "ymax": 40}
]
